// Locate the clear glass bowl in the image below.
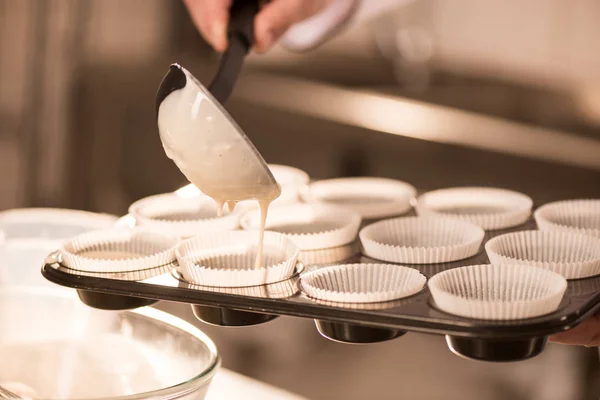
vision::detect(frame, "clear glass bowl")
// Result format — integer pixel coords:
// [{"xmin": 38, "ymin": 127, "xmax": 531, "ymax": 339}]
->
[
  {"xmin": 0, "ymin": 208, "xmax": 118, "ymax": 287},
  {"xmin": 0, "ymin": 287, "xmax": 220, "ymax": 399}
]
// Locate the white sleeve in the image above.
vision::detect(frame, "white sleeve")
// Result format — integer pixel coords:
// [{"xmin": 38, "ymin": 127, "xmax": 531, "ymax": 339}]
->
[{"xmin": 280, "ymin": 0, "xmax": 416, "ymax": 52}]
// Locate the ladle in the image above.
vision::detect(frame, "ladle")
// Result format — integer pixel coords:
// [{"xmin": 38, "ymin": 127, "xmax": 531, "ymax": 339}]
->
[{"xmin": 155, "ymin": 0, "xmax": 279, "ymax": 209}]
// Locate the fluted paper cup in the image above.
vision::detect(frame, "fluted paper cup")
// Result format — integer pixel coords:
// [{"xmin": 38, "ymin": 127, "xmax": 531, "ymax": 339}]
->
[
  {"xmin": 240, "ymin": 204, "xmax": 361, "ymax": 250},
  {"xmin": 485, "ymin": 230, "xmax": 600, "ymax": 279},
  {"xmin": 175, "ymin": 231, "xmax": 299, "ymax": 287},
  {"xmin": 59, "ymin": 228, "xmax": 178, "ymax": 273},
  {"xmin": 129, "ymin": 193, "xmax": 239, "ymax": 238},
  {"xmin": 301, "ymin": 263, "xmax": 426, "ymax": 303},
  {"xmin": 299, "ymin": 242, "xmax": 361, "ymax": 266},
  {"xmin": 416, "ymin": 187, "xmax": 533, "ymax": 230},
  {"xmin": 175, "ymin": 270, "xmax": 298, "ymax": 299},
  {"xmin": 269, "ymin": 164, "xmax": 310, "ymax": 203},
  {"xmin": 428, "ymin": 264, "xmax": 567, "ymax": 320},
  {"xmin": 233, "ymin": 164, "xmax": 310, "ymax": 214},
  {"xmin": 360, "ymin": 216, "xmax": 484, "ymax": 264},
  {"xmin": 535, "ymin": 199, "xmax": 600, "ymax": 238},
  {"xmin": 302, "ymin": 177, "xmax": 416, "ymax": 219}
]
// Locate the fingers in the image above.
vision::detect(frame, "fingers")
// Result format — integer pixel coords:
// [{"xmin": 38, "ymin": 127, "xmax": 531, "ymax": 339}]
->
[
  {"xmin": 254, "ymin": 0, "xmax": 331, "ymax": 53},
  {"xmin": 184, "ymin": 0, "xmax": 232, "ymax": 52},
  {"xmin": 550, "ymin": 312, "xmax": 600, "ymax": 347}
]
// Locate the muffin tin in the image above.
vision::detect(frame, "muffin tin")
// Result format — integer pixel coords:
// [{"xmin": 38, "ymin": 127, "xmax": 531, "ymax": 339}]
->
[{"xmin": 42, "ymin": 213, "xmax": 600, "ymax": 363}]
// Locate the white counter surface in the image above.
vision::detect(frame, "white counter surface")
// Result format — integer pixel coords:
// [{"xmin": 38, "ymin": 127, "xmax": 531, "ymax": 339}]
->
[{"xmin": 207, "ymin": 369, "xmax": 308, "ymax": 400}]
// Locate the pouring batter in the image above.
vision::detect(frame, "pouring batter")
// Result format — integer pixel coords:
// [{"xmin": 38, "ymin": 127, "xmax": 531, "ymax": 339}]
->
[{"xmin": 156, "ymin": 65, "xmax": 281, "ymax": 268}]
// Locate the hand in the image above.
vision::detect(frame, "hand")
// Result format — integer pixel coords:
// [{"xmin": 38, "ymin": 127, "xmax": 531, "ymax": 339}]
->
[
  {"xmin": 550, "ymin": 312, "xmax": 600, "ymax": 347},
  {"xmin": 183, "ymin": 0, "xmax": 333, "ymax": 53}
]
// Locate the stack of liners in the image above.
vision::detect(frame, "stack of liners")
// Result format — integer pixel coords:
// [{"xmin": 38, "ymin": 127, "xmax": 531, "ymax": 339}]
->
[
  {"xmin": 301, "ymin": 263, "xmax": 426, "ymax": 304},
  {"xmin": 240, "ymin": 203, "xmax": 361, "ymax": 264},
  {"xmin": 485, "ymin": 230, "xmax": 600, "ymax": 279},
  {"xmin": 59, "ymin": 228, "xmax": 178, "ymax": 280},
  {"xmin": 175, "ymin": 231, "xmax": 299, "ymax": 287},
  {"xmin": 360, "ymin": 216, "xmax": 484, "ymax": 264},
  {"xmin": 428, "ymin": 264, "xmax": 567, "ymax": 320},
  {"xmin": 416, "ymin": 187, "xmax": 533, "ymax": 230},
  {"xmin": 302, "ymin": 177, "xmax": 416, "ymax": 220},
  {"xmin": 535, "ymin": 199, "xmax": 600, "ymax": 238},
  {"xmin": 129, "ymin": 193, "xmax": 240, "ymax": 238}
]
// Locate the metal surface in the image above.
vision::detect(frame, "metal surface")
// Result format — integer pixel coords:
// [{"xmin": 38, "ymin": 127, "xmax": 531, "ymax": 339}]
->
[{"xmin": 233, "ymin": 73, "xmax": 600, "ymax": 171}]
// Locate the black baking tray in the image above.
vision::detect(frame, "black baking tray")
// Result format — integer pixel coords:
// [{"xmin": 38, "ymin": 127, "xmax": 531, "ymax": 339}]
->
[{"xmin": 41, "ymin": 218, "xmax": 600, "ymax": 362}]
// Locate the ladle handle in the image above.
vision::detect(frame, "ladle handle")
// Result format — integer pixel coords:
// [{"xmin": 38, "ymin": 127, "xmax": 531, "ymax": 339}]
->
[
  {"xmin": 228, "ymin": 0, "xmax": 260, "ymax": 49},
  {"xmin": 208, "ymin": 0, "xmax": 260, "ymax": 103}
]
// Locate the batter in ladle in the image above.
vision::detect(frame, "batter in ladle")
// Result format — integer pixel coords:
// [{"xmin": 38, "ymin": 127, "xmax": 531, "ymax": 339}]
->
[{"xmin": 156, "ymin": 64, "xmax": 281, "ymax": 268}]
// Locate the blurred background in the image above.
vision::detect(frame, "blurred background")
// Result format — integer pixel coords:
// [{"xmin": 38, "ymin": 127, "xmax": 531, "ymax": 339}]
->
[{"xmin": 2, "ymin": 0, "xmax": 600, "ymax": 399}]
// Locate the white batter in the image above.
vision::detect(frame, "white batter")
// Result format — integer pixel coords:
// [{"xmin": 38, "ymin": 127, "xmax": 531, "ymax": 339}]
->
[{"xmin": 157, "ymin": 66, "xmax": 280, "ymax": 268}]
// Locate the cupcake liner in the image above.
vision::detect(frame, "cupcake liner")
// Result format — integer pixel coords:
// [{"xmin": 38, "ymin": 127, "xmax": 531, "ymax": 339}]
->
[
  {"xmin": 174, "ymin": 269, "xmax": 298, "ymax": 299},
  {"xmin": 300, "ymin": 263, "xmax": 426, "ymax": 303},
  {"xmin": 534, "ymin": 199, "xmax": 600, "ymax": 238},
  {"xmin": 59, "ymin": 228, "xmax": 178, "ymax": 273},
  {"xmin": 175, "ymin": 231, "xmax": 299, "ymax": 287},
  {"xmin": 269, "ymin": 164, "xmax": 310, "ymax": 203},
  {"xmin": 302, "ymin": 177, "xmax": 416, "ymax": 219},
  {"xmin": 485, "ymin": 230, "xmax": 600, "ymax": 279},
  {"xmin": 240, "ymin": 204, "xmax": 361, "ymax": 250},
  {"xmin": 416, "ymin": 187, "xmax": 533, "ymax": 230},
  {"xmin": 129, "ymin": 193, "xmax": 240, "ymax": 238},
  {"xmin": 62, "ymin": 263, "xmax": 174, "ymax": 281},
  {"xmin": 299, "ymin": 242, "xmax": 361, "ymax": 266},
  {"xmin": 174, "ymin": 183, "xmax": 204, "ymax": 198},
  {"xmin": 360, "ymin": 216, "xmax": 484, "ymax": 264},
  {"xmin": 428, "ymin": 264, "xmax": 567, "ymax": 320}
]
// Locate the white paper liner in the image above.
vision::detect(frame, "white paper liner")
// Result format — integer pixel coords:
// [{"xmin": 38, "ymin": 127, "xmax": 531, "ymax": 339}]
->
[
  {"xmin": 62, "ymin": 263, "xmax": 174, "ymax": 281},
  {"xmin": 534, "ymin": 199, "xmax": 600, "ymax": 238},
  {"xmin": 302, "ymin": 177, "xmax": 416, "ymax": 219},
  {"xmin": 299, "ymin": 242, "xmax": 361, "ymax": 266},
  {"xmin": 232, "ymin": 165, "xmax": 311, "ymax": 214},
  {"xmin": 416, "ymin": 187, "xmax": 533, "ymax": 230},
  {"xmin": 360, "ymin": 216, "xmax": 484, "ymax": 264},
  {"xmin": 485, "ymin": 230, "xmax": 600, "ymax": 279},
  {"xmin": 129, "ymin": 193, "xmax": 240, "ymax": 237},
  {"xmin": 175, "ymin": 269, "xmax": 298, "ymax": 298},
  {"xmin": 175, "ymin": 231, "xmax": 299, "ymax": 287},
  {"xmin": 428, "ymin": 264, "xmax": 567, "ymax": 320},
  {"xmin": 59, "ymin": 228, "xmax": 178, "ymax": 273},
  {"xmin": 269, "ymin": 164, "xmax": 310, "ymax": 203},
  {"xmin": 301, "ymin": 263, "xmax": 426, "ymax": 303},
  {"xmin": 240, "ymin": 204, "xmax": 361, "ymax": 250}
]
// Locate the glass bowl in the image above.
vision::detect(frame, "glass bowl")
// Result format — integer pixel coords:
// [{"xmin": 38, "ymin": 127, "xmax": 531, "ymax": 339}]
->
[
  {"xmin": 0, "ymin": 208, "xmax": 118, "ymax": 287},
  {"xmin": 0, "ymin": 287, "xmax": 220, "ymax": 399}
]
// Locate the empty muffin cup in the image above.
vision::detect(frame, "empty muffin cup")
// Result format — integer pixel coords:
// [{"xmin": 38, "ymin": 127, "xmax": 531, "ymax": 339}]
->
[
  {"xmin": 302, "ymin": 177, "xmax": 416, "ymax": 219},
  {"xmin": 428, "ymin": 264, "xmax": 567, "ymax": 320},
  {"xmin": 301, "ymin": 263, "xmax": 426, "ymax": 303},
  {"xmin": 416, "ymin": 187, "xmax": 533, "ymax": 230},
  {"xmin": 60, "ymin": 228, "xmax": 178, "ymax": 273},
  {"xmin": 175, "ymin": 231, "xmax": 299, "ymax": 287},
  {"xmin": 129, "ymin": 193, "xmax": 239, "ymax": 238},
  {"xmin": 240, "ymin": 204, "xmax": 361, "ymax": 251},
  {"xmin": 268, "ymin": 164, "xmax": 310, "ymax": 204},
  {"xmin": 534, "ymin": 199, "xmax": 600, "ymax": 238},
  {"xmin": 485, "ymin": 230, "xmax": 600, "ymax": 279},
  {"xmin": 360, "ymin": 216, "xmax": 484, "ymax": 264},
  {"xmin": 299, "ymin": 242, "xmax": 361, "ymax": 266}
]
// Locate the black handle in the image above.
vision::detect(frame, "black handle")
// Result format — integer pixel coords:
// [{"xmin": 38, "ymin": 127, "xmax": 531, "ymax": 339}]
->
[
  {"xmin": 208, "ymin": 0, "xmax": 260, "ymax": 104},
  {"xmin": 228, "ymin": 0, "xmax": 260, "ymax": 50}
]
